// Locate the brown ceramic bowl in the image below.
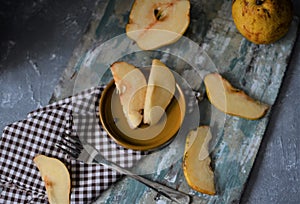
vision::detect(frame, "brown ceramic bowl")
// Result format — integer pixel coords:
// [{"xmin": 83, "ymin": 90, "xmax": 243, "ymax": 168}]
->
[{"xmin": 99, "ymin": 80, "xmax": 186, "ymax": 151}]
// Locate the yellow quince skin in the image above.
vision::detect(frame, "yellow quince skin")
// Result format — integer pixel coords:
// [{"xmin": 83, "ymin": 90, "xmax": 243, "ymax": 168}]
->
[{"xmin": 232, "ymin": 0, "xmax": 293, "ymax": 44}]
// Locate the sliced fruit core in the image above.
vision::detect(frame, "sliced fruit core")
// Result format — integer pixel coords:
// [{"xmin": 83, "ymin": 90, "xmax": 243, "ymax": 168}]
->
[{"xmin": 154, "ymin": 7, "xmax": 166, "ymax": 21}]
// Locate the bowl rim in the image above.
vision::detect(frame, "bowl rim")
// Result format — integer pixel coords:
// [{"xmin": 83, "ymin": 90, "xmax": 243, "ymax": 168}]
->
[{"xmin": 99, "ymin": 79, "xmax": 186, "ymax": 151}]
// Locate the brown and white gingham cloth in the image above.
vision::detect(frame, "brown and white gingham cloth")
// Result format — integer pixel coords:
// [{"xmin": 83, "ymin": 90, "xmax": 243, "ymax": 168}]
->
[{"xmin": 0, "ymin": 86, "xmax": 145, "ymax": 203}]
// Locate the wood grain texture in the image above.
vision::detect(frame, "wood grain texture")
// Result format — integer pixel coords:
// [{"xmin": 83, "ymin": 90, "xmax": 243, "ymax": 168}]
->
[{"xmin": 50, "ymin": 0, "xmax": 299, "ymax": 203}]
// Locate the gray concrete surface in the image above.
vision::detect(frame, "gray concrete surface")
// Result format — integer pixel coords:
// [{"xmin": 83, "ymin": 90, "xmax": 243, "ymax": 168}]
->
[
  {"xmin": 0, "ymin": 0, "xmax": 299, "ymax": 203},
  {"xmin": 0, "ymin": 0, "xmax": 95, "ymax": 127}
]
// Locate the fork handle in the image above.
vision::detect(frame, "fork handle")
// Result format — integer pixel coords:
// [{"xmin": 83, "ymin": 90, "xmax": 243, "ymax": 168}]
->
[{"xmin": 93, "ymin": 155, "xmax": 191, "ymax": 204}]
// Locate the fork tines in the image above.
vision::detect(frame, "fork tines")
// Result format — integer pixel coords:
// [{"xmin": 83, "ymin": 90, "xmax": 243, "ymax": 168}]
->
[{"xmin": 56, "ymin": 133, "xmax": 84, "ymax": 159}]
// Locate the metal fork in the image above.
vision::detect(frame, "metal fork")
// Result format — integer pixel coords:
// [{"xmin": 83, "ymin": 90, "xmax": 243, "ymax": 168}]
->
[{"xmin": 56, "ymin": 133, "xmax": 191, "ymax": 204}]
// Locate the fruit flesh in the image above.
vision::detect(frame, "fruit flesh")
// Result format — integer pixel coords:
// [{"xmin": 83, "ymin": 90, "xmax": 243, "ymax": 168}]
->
[
  {"xmin": 183, "ymin": 126, "xmax": 216, "ymax": 195},
  {"xmin": 33, "ymin": 155, "xmax": 70, "ymax": 204},
  {"xmin": 204, "ymin": 73, "xmax": 269, "ymax": 120},
  {"xmin": 144, "ymin": 59, "xmax": 175, "ymax": 125},
  {"xmin": 126, "ymin": 0, "xmax": 190, "ymax": 50},
  {"xmin": 110, "ymin": 62, "xmax": 147, "ymax": 129}
]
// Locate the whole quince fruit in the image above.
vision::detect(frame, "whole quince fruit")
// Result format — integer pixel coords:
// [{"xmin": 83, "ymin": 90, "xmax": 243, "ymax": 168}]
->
[{"xmin": 232, "ymin": 0, "xmax": 293, "ymax": 44}]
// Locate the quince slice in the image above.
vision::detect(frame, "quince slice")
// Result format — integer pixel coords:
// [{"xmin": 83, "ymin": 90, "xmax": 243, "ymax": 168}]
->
[
  {"xmin": 126, "ymin": 0, "xmax": 190, "ymax": 50},
  {"xmin": 111, "ymin": 61, "xmax": 147, "ymax": 129},
  {"xmin": 144, "ymin": 59, "xmax": 175, "ymax": 125},
  {"xmin": 33, "ymin": 155, "xmax": 70, "ymax": 204},
  {"xmin": 204, "ymin": 73, "xmax": 269, "ymax": 120},
  {"xmin": 183, "ymin": 126, "xmax": 216, "ymax": 195}
]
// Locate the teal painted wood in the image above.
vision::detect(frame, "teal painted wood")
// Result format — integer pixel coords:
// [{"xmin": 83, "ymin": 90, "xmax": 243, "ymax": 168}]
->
[{"xmin": 50, "ymin": 0, "xmax": 299, "ymax": 203}]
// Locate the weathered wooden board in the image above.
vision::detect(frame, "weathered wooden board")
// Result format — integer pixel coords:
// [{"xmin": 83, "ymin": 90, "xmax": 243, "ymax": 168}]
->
[{"xmin": 51, "ymin": 0, "xmax": 299, "ymax": 203}]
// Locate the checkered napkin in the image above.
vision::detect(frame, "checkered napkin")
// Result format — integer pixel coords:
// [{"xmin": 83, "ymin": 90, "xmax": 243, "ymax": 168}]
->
[{"xmin": 0, "ymin": 86, "xmax": 145, "ymax": 203}]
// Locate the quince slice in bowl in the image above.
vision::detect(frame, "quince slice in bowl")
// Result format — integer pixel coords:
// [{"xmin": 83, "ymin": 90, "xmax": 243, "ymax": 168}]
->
[
  {"xmin": 110, "ymin": 61, "xmax": 147, "ymax": 129},
  {"xmin": 144, "ymin": 59, "xmax": 176, "ymax": 125}
]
